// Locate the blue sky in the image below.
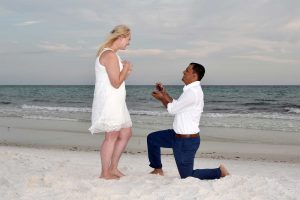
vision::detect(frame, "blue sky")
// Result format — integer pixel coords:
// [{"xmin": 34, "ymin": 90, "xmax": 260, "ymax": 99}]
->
[{"xmin": 0, "ymin": 0, "xmax": 300, "ymax": 85}]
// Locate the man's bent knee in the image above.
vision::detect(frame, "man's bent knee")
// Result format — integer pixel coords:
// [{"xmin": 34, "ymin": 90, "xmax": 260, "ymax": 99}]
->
[{"xmin": 147, "ymin": 132, "xmax": 157, "ymax": 144}]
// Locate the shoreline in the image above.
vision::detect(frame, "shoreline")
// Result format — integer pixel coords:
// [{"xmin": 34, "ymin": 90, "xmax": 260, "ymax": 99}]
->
[{"xmin": 1, "ymin": 116, "xmax": 300, "ymax": 163}]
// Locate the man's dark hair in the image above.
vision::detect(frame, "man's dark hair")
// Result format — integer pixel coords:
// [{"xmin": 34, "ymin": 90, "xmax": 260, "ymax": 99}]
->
[{"xmin": 191, "ymin": 63, "xmax": 205, "ymax": 81}]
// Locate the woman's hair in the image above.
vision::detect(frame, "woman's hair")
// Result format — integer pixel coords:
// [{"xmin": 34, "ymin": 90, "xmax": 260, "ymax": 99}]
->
[{"xmin": 96, "ymin": 25, "xmax": 131, "ymax": 56}]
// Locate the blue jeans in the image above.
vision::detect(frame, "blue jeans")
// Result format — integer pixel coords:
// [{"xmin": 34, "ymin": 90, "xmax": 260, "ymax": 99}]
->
[{"xmin": 147, "ymin": 129, "xmax": 221, "ymax": 180}]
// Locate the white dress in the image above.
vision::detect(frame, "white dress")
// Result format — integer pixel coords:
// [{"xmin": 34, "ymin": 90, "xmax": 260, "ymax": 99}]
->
[{"xmin": 89, "ymin": 48, "xmax": 132, "ymax": 134}]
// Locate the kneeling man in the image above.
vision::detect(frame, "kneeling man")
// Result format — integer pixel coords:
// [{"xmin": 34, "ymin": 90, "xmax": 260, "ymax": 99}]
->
[{"xmin": 148, "ymin": 63, "xmax": 229, "ymax": 179}]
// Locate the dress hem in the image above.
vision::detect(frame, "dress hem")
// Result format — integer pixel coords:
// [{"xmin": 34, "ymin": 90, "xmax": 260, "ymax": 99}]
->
[{"xmin": 88, "ymin": 121, "xmax": 132, "ymax": 134}]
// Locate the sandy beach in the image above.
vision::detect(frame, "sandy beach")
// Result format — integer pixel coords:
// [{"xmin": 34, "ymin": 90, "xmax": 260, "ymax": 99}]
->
[
  {"xmin": 1, "ymin": 146, "xmax": 300, "ymax": 200},
  {"xmin": 1, "ymin": 117, "xmax": 300, "ymax": 199}
]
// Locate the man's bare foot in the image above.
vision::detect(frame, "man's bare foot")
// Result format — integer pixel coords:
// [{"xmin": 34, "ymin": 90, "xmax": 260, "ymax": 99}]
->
[
  {"xmin": 150, "ymin": 168, "xmax": 164, "ymax": 176},
  {"xmin": 219, "ymin": 164, "xmax": 230, "ymax": 177},
  {"xmin": 110, "ymin": 168, "xmax": 125, "ymax": 177}
]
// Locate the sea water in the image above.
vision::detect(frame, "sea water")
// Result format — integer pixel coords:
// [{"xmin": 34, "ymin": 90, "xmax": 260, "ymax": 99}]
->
[{"xmin": 0, "ymin": 85, "xmax": 300, "ymax": 134}]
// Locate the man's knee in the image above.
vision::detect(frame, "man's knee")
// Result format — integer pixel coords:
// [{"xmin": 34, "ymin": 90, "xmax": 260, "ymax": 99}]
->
[
  {"xmin": 147, "ymin": 132, "xmax": 156, "ymax": 144},
  {"xmin": 148, "ymin": 131, "xmax": 164, "ymax": 146},
  {"xmin": 177, "ymin": 163, "xmax": 194, "ymax": 179},
  {"xmin": 179, "ymin": 170, "xmax": 193, "ymax": 179}
]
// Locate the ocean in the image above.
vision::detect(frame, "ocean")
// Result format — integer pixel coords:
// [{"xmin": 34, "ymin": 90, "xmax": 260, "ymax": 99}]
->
[{"xmin": 0, "ymin": 85, "xmax": 300, "ymax": 134}]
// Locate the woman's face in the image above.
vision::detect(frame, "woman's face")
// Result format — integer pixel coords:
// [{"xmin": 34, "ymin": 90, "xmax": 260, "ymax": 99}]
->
[{"xmin": 119, "ymin": 34, "xmax": 131, "ymax": 50}]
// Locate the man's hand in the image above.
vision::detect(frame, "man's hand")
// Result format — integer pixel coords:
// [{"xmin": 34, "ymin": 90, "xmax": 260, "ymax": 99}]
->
[
  {"xmin": 155, "ymin": 82, "xmax": 165, "ymax": 92},
  {"xmin": 152, "ymin": 91, "xmax": 163, "ymax": 100},
  {"xmin": 152, "ymin": 82, "xmax": 173, "ymax": 108}
]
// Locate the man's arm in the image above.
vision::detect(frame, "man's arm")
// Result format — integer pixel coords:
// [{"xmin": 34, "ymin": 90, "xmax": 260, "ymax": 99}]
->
[
  {"xmin": 167, "ymin": 90, "xmax": 198, "ymax": 115},
  {"xmin": 152, "ymin": 85, "xmax": 198, "ymax": 114}
]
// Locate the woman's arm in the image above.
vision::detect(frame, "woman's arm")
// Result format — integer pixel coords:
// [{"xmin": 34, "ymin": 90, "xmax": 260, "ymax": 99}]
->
[{"xmin": 100, "ymin": 50, "xmax": 131, "ymax": 89}]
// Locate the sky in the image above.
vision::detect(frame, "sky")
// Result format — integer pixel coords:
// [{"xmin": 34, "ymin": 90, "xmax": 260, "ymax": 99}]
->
[{"xmin": 0, "ymin": 0, "xmax": 300, "ymax": 85}]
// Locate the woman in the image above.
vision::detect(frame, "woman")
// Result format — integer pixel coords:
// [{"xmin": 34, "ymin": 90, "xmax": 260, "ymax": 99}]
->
[{"xmin": 89, "ymin": 25, "xmax": 133, "ymax": 180}]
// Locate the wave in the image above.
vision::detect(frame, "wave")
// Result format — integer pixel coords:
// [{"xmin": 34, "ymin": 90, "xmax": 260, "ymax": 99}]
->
[
  {"xmin": 128, "ymin": 110, "xmax": 300, "ymax": 121},
  {"xmin": 211, "ymin": 108, "xmax": 232, "ymax": 111},
  {"xmin": 22, "ymin": 115, "xmax": 78, "ymax": 121},
  {"xmin": 21, "ymin": 106, "xmax": 169, "ymax": 116},
  {"xmin": 129, "ymin": 110, "xmax": 170, "ymax": 116},
  {"xmin": 18, "ymin": 104, "xmax": 300, "ymax": 120},
  {"xmin": 21, "ymin": 104, "xmax": 92, "ymax": 112},
  {"xmin": 248, "ymin": 107, "xmax": 270, "ymax": 111},
  {"xmin": 285, "ymin": 108, "xmax": 300, "ymax": 114},
  {"xmin": 32, "ymin": 99, "xmax": 85, "ymax": 104},
  {"xmin": 254, "ymin": 99, "xmax": 276, "ymax": 102},
  {"xmin": 0, "ymin": 101, "xmax": 11, "ymax": 105},
  {"xmin": 204, "ymin": 112, "xmax": 300, "ymax": 120},
  {"xmin": 56, "ymin": 100, "xmax": 85, "ymax": 104},
  {"xmin": 281, "ymin": 104, "xmax": 300, "ymax": 109},
  {"xmin": 32, "ymin": 99, "xmax": 51, "ymax": 103},
  {"xmin": 243, "ymin": 102, "xmax": 270, "ymax": 106},
  {"xmin": 208, "ymin": 100, "xmax": 237, "ymax": 103}
]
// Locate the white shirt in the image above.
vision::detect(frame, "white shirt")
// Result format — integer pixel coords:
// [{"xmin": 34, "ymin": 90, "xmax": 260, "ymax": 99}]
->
[{"xmin": 167, "ymin": 81, "xmax": 204, "ymax": 134}]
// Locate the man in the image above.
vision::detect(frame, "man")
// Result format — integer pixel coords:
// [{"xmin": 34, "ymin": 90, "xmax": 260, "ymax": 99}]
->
[{"xmin": 148, "ymin": 63, "xmax": 229, "ymax": 179}]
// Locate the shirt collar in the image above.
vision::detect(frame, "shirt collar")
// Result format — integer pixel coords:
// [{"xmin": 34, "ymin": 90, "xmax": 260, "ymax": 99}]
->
[{"xmin": 183, "ymin": 81, "xmax": 200, "ymax": 91}]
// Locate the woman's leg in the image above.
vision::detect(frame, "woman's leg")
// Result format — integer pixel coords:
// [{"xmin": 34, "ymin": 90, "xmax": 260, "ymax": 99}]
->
[
  {"xmin": 110, "ymin": 127, "xmax": 132, "ymax": 177},
  {"xmin": 100, "ymin": 131, "xmax": 120, "ymax": 179}
]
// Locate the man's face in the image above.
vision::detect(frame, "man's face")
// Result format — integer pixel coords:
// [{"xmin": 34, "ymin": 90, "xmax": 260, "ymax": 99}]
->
[{"xmin": 182, "ymin": 64, "xmax": 196, "ymax": 84}]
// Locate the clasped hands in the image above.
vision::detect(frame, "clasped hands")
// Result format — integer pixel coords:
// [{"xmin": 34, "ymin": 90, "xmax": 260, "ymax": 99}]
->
[
  {"xmin": 152, "ymin": 82, "xmax": 166, "ymax": 101},
  {"xmin": 122, "ymin": 60, "xmax": 133, "ymax": 75}
]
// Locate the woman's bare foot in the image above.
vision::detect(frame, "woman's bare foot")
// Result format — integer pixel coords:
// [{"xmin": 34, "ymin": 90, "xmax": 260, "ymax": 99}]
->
[
  {"xmin": 99, "ymin": 173, "xmax": 120, "ymax": 180},
  {"xmin": 219, "ymin": 164, "xmax": 230, "ymax": 177},
  {"xmin": 110, "ymin": 168, "xmax": 125, "ymax": 177},
  {"xmin": 150, "ymin": 168, "xmax": 164, "ymax": 176}
]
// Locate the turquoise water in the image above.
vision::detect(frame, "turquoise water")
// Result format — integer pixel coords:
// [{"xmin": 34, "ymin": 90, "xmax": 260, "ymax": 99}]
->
[{"xmin": 0, "ymin": 85, "xmax": 300, "ymax": 132}]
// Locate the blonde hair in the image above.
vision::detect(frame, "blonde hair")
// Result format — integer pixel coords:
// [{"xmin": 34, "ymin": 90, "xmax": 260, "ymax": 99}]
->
[{"xmin": 96, "ymin": 25, "xmax": 131, "ymax": 56}]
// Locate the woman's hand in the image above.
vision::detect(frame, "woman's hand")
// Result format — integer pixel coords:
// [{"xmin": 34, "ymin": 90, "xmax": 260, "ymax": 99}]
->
[{"xmin": 122, "ymin": 60, "xmax": 132, "ymax": 76}]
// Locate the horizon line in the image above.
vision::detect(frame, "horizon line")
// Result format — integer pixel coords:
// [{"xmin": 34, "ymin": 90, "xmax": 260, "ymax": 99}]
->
[{"xmin": 1, "ymin": 84, "xmax": 300, "ymax": 86}]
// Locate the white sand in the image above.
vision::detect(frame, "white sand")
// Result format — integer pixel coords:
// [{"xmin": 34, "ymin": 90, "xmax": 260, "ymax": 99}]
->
[
  {"xmin": 1, "ymin": 145, "xmax": 299, "ymax": 200},
  {"xmin": 1, "ymin": 117, "xmax": 300, "ymax": 199}
]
